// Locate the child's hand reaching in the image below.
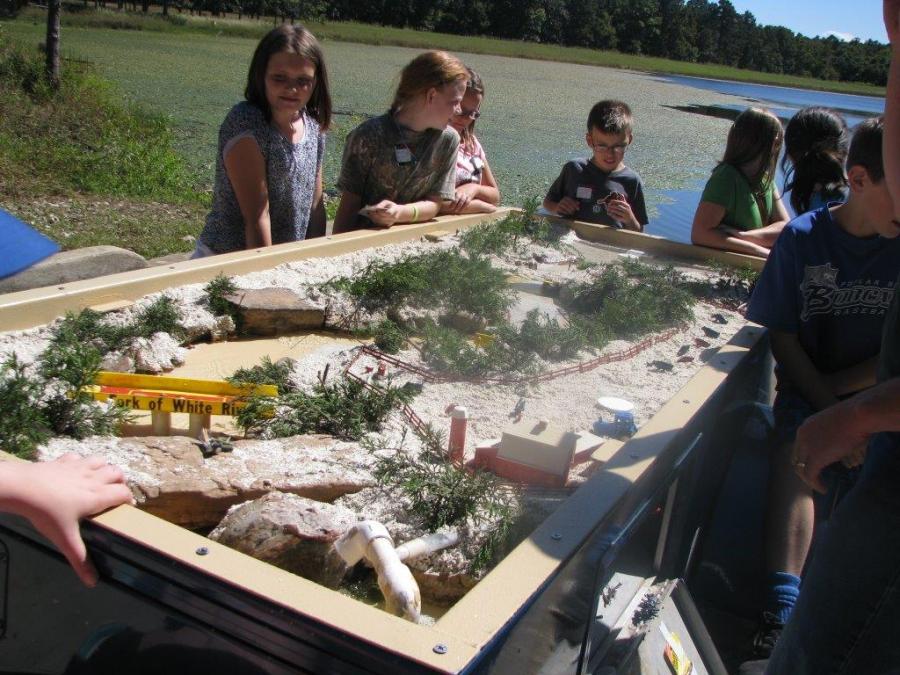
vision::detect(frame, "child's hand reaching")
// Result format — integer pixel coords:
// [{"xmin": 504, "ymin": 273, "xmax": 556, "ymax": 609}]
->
[
  {"xmin": 555, "ymin": 196, "xmax": 580, "ymax": 217},
  {"xmin": 0, "ymin": 454, "xmax": 133, "ymax": 587}
]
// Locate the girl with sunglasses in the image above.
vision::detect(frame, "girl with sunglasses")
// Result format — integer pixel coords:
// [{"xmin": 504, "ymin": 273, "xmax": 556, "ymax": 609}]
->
[{"xmin": 442, "ymin": 68, "xmax": 501, "ymax": 214}]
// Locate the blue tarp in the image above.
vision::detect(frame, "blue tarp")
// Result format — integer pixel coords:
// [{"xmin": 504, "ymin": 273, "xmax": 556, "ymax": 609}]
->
[{"xmin": 0, "ymin": 208, "xmax": 59, "ymax": 279}]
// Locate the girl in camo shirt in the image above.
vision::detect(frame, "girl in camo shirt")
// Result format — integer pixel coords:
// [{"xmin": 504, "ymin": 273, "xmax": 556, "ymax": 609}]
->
[{"xmin": 333, "ymin": 51, "xmax": 467, "ymax": 233}]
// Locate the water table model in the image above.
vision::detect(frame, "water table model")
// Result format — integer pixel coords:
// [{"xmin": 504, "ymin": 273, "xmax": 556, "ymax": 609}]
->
[
  {"xmin": 0, "ymin": 211, "xmax": 769, "ymax": 674},
  {"xmin": 82, "ymin": 371, "xmax": 277, "ymax": 437}
]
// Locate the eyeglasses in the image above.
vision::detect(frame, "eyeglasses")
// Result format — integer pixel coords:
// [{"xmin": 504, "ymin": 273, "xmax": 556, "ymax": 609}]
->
[
  {"xmin": 592, "ymin": 143, "xmax": 629, "ymax": 154},
  {"xmin": 455, "ymin": 108, "xmax": 481, "ymax": 120}
]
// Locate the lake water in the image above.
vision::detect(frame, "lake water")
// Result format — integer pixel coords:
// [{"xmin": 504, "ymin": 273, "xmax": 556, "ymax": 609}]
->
[{"xmin": 648, "ymin": 76, "xmax": 885, "ymax": 243}]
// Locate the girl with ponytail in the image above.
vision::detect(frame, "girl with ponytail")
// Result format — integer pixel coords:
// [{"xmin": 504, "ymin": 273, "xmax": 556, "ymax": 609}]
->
[{"xmin": 782, "ymin": 107, "xmax": 850, "ymax": 215}]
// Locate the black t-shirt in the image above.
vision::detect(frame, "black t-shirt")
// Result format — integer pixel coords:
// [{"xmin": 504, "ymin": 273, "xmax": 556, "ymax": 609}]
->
[{"xmin": 545, "ymin": 158, "xmax": 648, "ymax": 227}]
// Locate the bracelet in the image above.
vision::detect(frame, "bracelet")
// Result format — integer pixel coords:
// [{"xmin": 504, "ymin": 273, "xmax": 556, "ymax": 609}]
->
[{"xmin": 410, "ymin": 204, "xmax": 419, "ymax": 222}]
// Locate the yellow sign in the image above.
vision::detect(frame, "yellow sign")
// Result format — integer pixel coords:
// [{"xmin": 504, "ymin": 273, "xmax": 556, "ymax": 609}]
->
[{"xmin": 82, "ymin": 372, "xmax": 278, "ymax": 417}]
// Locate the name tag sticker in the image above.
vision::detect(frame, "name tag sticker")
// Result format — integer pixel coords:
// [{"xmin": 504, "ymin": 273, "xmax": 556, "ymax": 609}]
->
[
  {"xmin": 576, "ymin": 186, "xmax": 593, "ymax": 200},
  {"xmin": 395, "ymin": 147, "xmax": 413, "ymax": 164}
]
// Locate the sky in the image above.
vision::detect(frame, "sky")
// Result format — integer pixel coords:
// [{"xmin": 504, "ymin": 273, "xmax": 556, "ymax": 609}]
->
[{"xmin": 729, "ymin": 0, "xmax": 886, "ymax": 43}]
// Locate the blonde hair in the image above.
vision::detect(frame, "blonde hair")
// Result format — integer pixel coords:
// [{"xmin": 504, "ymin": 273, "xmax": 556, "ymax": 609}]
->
[
  {"xmin": 721, "ymin": 107, "xmax": 783, "ymax": 193},
  {"xmin": 390, "ymin": 50, "xmax": 468, "ymax": 115}
]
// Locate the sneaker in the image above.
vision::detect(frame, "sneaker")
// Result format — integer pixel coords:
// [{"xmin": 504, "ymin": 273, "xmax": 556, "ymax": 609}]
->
[{"xmin": 751, "ymin": 611, "xmax": 784, "ymax": 658}]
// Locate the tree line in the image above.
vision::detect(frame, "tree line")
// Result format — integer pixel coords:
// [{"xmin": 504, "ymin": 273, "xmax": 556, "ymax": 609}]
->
[
  {"xmin": 185, "ymin": 0, "xmax": 891, "ymax": 86},
  {"xmin": 10, "ymin": 0, "xmax": 889, "ymax": 87}
]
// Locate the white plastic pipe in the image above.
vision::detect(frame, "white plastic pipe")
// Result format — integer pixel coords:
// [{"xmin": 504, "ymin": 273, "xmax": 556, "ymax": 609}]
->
[
  {"xmin": 368, "ymin": 536, "xmax": 421, "ymax": 623},
  {"xmin": 333, "ymin": 522, "xmax": 460, "ymax": 622},
  {"xmin": 333, "ymin": 521, "xmax": 420, "ymax": 622},
  {"xmin": 395, "ymin": 530, "xmax": 460, "ymax": 562}
]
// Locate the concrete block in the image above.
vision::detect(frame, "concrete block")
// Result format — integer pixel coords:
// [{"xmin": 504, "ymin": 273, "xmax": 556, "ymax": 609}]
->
[
  {"xmin": 224, "ymin": 287, "xmax": 325, "ymax": 336},
  {"xmin": 0, "ymin": 246, "xmax": 148, "ymax": 294}
]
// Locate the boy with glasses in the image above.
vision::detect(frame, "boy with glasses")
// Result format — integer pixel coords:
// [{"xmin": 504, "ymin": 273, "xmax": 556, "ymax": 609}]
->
[{"xmin": 543, "ymin": 99, "xmax": 648, "ymax": 231}]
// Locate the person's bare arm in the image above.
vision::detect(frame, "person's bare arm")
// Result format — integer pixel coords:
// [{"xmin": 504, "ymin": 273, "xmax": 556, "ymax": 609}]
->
[
  {"xmin": 796, "ymin": 377, "xmax": 900, "ymax": 493},
  {"xmin": 691, "ymin": 201, "xmax": 770, "ymax": 257},
  {"xmin": 885, "ymin": 0, "xmax": 900, "ymax": 210},
  {"xmin": 306, "ymin": 166, "xmax": 327, "ymax": 239},
  {"xmin": 223, "ymin": 137, "xmax": 272, "ymax": 248},
  {"xmin": 476, "ymin": 159, "xmax": 501, "ymax": 205},
  {"xmin": 367, "ymin": 197, "xmax": 441, "ymax": 227},
  {"xmin": 770, "ymin": 330, "xmax": 840, "ymax": 411},
  {"xmin": 332, "ymin": 192, "xmax": 363, "ymax": 234},
  {"xmin": 0, "ymin": 454, "xmax": 133, "ymax": 586},
  {"xmin": 771, "ymin": 191, "xmax": 790, "ymax": 224},
  {"xmin": 441, "ymin": 183, "xmax": 498, "ymax": 215},
  {"xmin": 735, "ymin": 194, "xmax": 790, "ymax": 247}
]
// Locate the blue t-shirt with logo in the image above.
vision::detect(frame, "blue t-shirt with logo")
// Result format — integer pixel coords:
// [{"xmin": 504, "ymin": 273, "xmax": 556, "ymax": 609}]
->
[{"xmin": 747, "ymin": 206, "xmax": 900, "ymax": 383}]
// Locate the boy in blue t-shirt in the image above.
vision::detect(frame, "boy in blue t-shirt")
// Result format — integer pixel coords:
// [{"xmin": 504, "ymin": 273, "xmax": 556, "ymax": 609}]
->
[
  {"xmin": 543, "ymin": 100, "xmax": 648, "ymax": 231},
  {"xmin": 745, "ymin": 116, "xmax": 900, "ymax": 658}
]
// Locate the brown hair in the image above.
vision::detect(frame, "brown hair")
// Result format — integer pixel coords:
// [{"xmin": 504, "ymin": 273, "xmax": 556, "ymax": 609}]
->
[
  {"xmin": 587, "ymin": 100, "xmax": 633, "ymax": 135},
  {"xmin": 846, "ymin": 116, "xmax": 884, "ymax": 183},
  {"xmin": 458, "ymin": 67, "xmax": 484, "ymax": 152},
  {"xmin": 245, "ymin": 24, "xmax": 332, "ymax": 131},
  {"xmin": 389, "ymin": 50, "xmax": 468, "ymax": 115},
  {"xmin": 721, "ymin": 107, "xmax": 783, "ymax": 193}
]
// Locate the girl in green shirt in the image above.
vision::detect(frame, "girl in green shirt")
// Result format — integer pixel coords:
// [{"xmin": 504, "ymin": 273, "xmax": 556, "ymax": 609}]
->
[{"xmin": 691, "ymin": 107, "xmax": 790, "ymax": 258}]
